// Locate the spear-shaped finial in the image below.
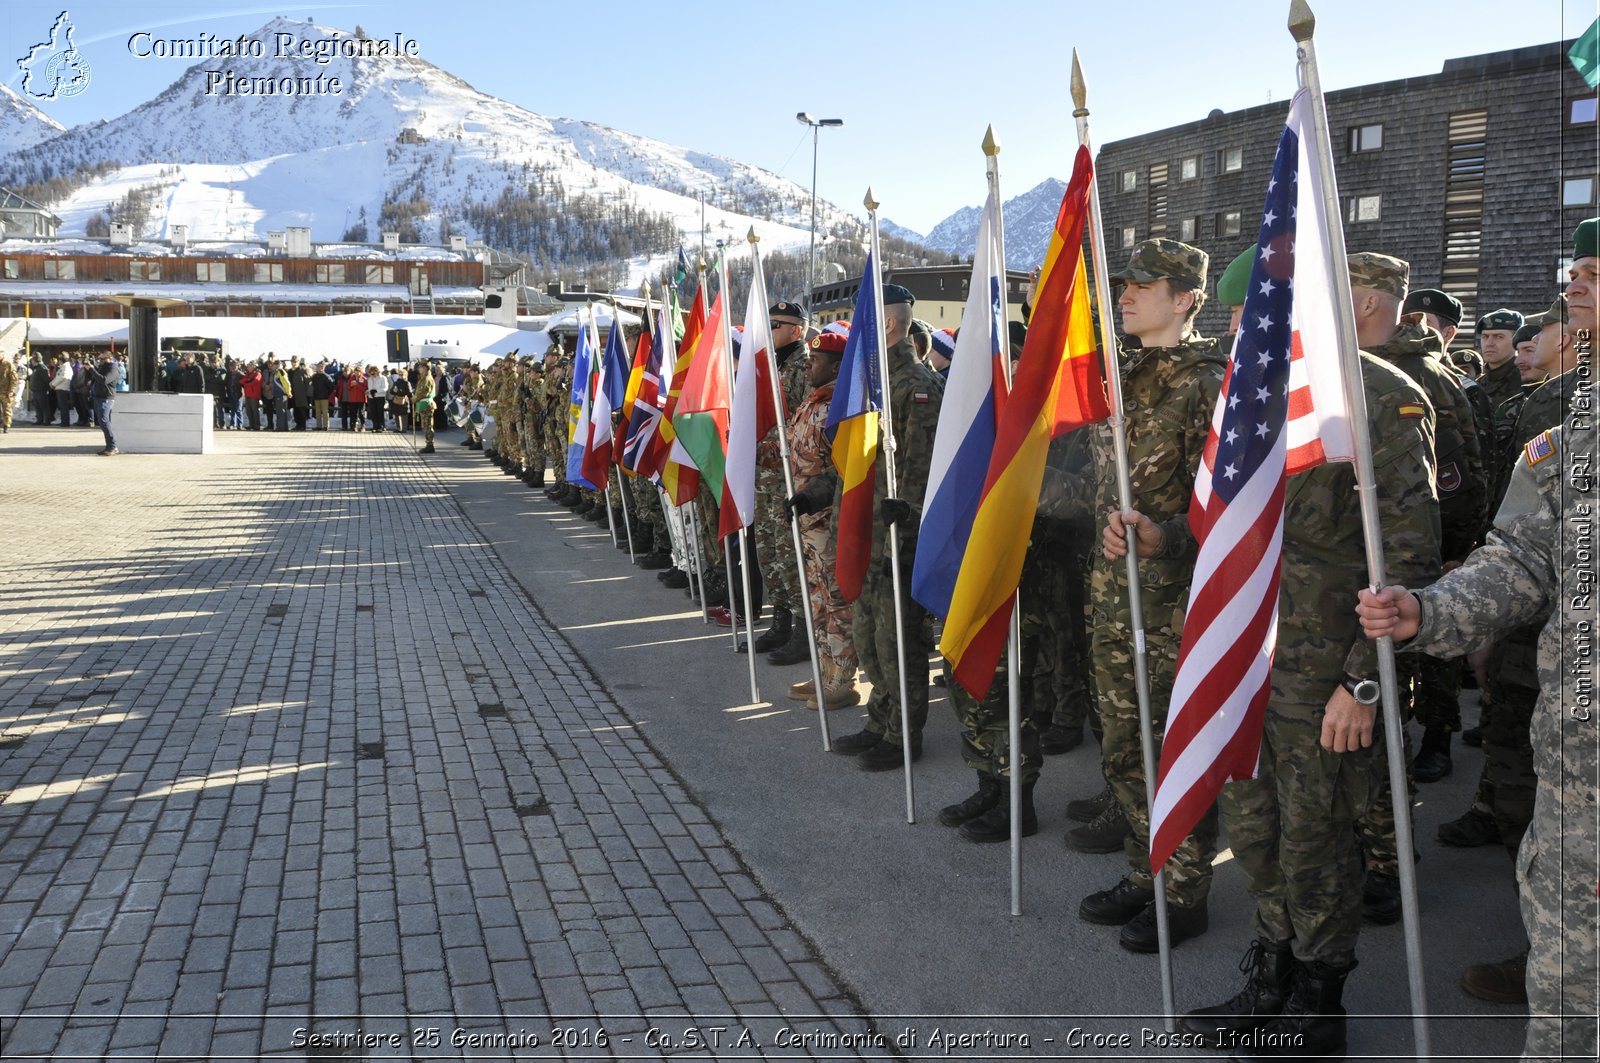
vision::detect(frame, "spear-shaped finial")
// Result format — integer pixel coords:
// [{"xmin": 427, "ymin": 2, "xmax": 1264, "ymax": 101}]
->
[
  {"xmin": 747, "ymin": 226, "xmax": 759, "ymax": 245},
  {"xmin": 1287, "ymin": 0, "xmax": 1315, "ymax": 41},
  {"xmin": 641, "ymin": 277, "xmax": 652, "ymax": 299},
  {"xmin": 982, "ymin": 125, "xmax": 1000, "ymax": 157},
  {"xmin": 1070, "ymin": 49, "xmax": 1089, "ymax": 118},
  {"xmin": 696, "ymin": 254, "xmax": 708, "ymax": 272},
  {"xmin": 863, "ymin": 187, "xmax": 879, "ymax": 213}
]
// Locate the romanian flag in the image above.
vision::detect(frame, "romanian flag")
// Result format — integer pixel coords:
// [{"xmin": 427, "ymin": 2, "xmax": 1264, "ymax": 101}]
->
[
  {"xmin": 941, "ymin": 146, "xmax": 1110, "ymax": 697},
  {"xmin": 825, "ymin": 251, "xmax": 883, "ymax": 602},
  {"xmin": 669, "ymin": 290, "xmax": 731, "ymax": 500}
]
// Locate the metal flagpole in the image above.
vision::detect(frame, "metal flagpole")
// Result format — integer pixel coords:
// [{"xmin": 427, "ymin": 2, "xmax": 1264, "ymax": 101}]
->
[
  {"xmin": 717, "ymin": 246, "xmax": 760, "ymax": 703},
  {"xmin": 982, "ymin": 126, "xmax": 1027, "ymax": 917},
  {"xmin": 1290, "ymin": 2, "xmax": 1429, "ymax": 1055},
  {"xmin": 607, "ymin": 299, "xmax": 637, "ymax": 562},
  {"xmin": 711, "ymin": 251, "xmax": 742, "ymax": 652},
  {"xmin": 586, "ymin": 307, "xmax": 621, "ymax": 550},
  {"xmin": 748, "ymin": 229, "xmax": 833, "ymax": 750},
  {"xmin": 1072, "ymin": 50, "xmax": 1177, "ymax": 1029},
  {"xmin": 863, "ymin": 190, "xmax": 918, "ymax": 823}
]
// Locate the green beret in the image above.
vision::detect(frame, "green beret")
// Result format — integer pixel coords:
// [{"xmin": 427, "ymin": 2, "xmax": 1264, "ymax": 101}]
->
[
  {"xmin": 882, "ymin": 283, "xmax": 915, "ymax": 306},
  {"xmin": 1575, "ymin": 217, "xmax": 1598, "ymax": 259},
  {"xmin": 1113, "ymin": 238, "xmax": 1209, "ymax": 290},
  {"xmin": 1216, "ymin": 245, "xmax": 1255, "ymax": 308},
  {"xmin": 1403, "ymin": 288, "xmax": 1462, "ymax": 325},
  {"xmin": 1346, "ymin": 252, "xmax": 1409, "ymax": 298},
  {"xmin": 909, "ymin": 318, "xmax": 933, "ymax": 336},
  {"xmin": 1476, "ymin": 308, "xmax": 1523, "ymax": 333}
]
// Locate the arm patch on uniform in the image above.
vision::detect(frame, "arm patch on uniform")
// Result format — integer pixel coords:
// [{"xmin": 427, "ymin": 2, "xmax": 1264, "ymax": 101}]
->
[
  {"xmin": 913, "ymin": 391, "xmax": 929, "ymax": 404},
  {"xmin": 1525, "ymin": 430, "xmax": 1555, "ymax": 466},
  {"xmin": 1397, "ymin": 402, "xmax": 1425, "ymax": 419},
  {"xmin": 1437, "ymin": 461, "xmax": 1462, "ymax": 494}
]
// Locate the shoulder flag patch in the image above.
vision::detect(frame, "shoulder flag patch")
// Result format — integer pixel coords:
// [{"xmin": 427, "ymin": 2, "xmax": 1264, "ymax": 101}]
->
[
  {"xmin": 1398, "ymin": 402, "xmax": 1425, "ymax": 419},
  {"xmin": 1525, "ymin": 430, "xmax": 1555, "ymax": 466}
]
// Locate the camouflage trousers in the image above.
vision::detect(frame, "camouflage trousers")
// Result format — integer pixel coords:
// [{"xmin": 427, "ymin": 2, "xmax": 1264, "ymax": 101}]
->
[
  {"xmin": 544, "ymin": 425, "xmax": 566, "ymax": 484},
  {"xmin": 1221, "ymin": 688, "xmax": 1376, "ymax": 965},
  {"xmin": 498, "ymin": 417, "xmax": 519, "ymax": 461},
  {"xmin": 1092, "ymin": 620, "xmax": 1216, "ymax": 907},
  {"xmin": 949, "ymin": 678, "xmax": 1041, "ymax": 784},
  {"xmin": 521, "ymin": 412, "xmax": 542, "ymax": 471},
  {"xmin": 799, "ymin": 513, "xmax": 857, "ymax": 691},
  {"xmin": 755, "ymin": 466, "xmax": 798, "ymax": 611},
  {"xmin": 854, "ymin": 557, "xmax": 932, "ymax": 746},
  {"xmin": 1519, "ymin": 779, "xmax": 1599, "ymax": 1062},
  {"xmin": 1472, "ymin": 678, "xmax": 1538, "ymax": 857},
  {"xmin": 1019, "ymin": 546, "xmax": 1093, "ymax": 733},
  {"xmin": 1414, "ymin": 651, "xmax": 1462, "ymax": 733},
  {"xmin": 630, "ymin": 477, "xmax": 670, "ymax": 553}
]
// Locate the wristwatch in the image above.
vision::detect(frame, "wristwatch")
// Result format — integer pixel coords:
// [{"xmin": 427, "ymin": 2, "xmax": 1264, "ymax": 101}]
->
[{"xmin": 1341, "ymin": 675, "xmax": 1381, "ymax": 706}]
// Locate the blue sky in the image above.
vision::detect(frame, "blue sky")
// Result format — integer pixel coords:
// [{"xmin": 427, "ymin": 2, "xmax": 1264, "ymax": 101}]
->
[{"xmin": 4, "ymin": 1, "xmax": 1593, "ymax": 233}]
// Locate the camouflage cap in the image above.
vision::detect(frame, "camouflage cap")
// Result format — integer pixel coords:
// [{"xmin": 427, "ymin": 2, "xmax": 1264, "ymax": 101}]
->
[
  {"xmin": 1476, "ymin": 308, "xmax": 1523, "ymax": 333},
  {"xmin": 1215, "ymin": 245, "xmax": 1256, "ymax": 308},
  {"xmin": 1524, "ymin": 293, "xmax": 1569, "ymax": 329},
  {"xmin": 1346, "ymin": 252, "xmax": 1409, "ymax": 298},
  {"xmin": 1112, "ymin": 238, "xmax": 1209, "ymax": 290},
  {"xmin": 1403, "ymin": 288, "xmax": 1463, "ymax": 325},
  {"xmin": 1575, "ymin": 217, "xmax": 1598, "ymax": 259}
]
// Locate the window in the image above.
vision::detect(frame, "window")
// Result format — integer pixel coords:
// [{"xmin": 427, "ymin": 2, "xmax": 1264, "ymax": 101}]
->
[
  {"xmin": 129, "ymin": 259, "xmax": 161, "ymax": 281},
  {"xmin": 1221, "ymin": 147, "xmax": 1243, "ymax": 173},
  {"xmin": 316, "ymin": 263, "xmax": 346, "ymax": 284},
  {"xmin": 1179, "ymin": 217, "xmax": 1197, "ymax": 242},
  {"xmin": 1120, "ymin": 170, "xmax": 1137, "ymax": 193},
  {"xmin": 1346, "ymin": 195, "xmax": 1382, "ymax": 222},
  {"xmin": 43, "ymin": 259, "xmax": 75, "ymax": 279},
  {"xmin": 1347, "ymin": 124, "xmax": 1384, "ymax": 153},
  {"xmin": 254, "ymin": 262, "xmax": 284, "ymax": 283},
  {"xmin": 195, "ymin": 261, "xmax": 225, "ymax": 282},
  {"xmin": 1563, "ymin": 177, "xmax": 1596, "ymax": 207},
  {"xmin": 1121, "ymin": 226, "xmax": 1136, "ymax": 248},
  {"xmin": 1180, "ymin": 156, "xmax": 1198, "ymax": 181},
  {"xmin": 365, "ymin": 264, "xmax": 395, "ymax": 284},
  {"xmin": 1572, "ymin": 98, "xmax": 1598, "ymax": 125},
  {"xmin": 1219, "ymin": 211, "xmax": 1242, "ymax": 237},
  {"xmin": 3, "ymin": 259, "xmax": 16, "ymax": 279}
]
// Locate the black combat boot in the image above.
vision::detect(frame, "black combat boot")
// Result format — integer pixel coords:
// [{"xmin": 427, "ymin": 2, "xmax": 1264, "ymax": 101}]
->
[
  {"xmin": 753, "ymin": 608, "xmax": 791, "ymax": 653},
  {"xmin": 1065, "ymin": 785, "xmax": 1115, "ymax": 822},
  {"xmin": 1039, "ymin": 720, "xmax": 1084, "ymax": 754},
  {"xmin": 937, "ymin": 773, "xmax": 1002, "ymax": 827},
  {"xmin": 765, "ymin": 627, "xmax": 810, "ymax": 666},
  {"xmin": 1360, "ymin": 870, "xmax": 1401, "ymax": 925},
  {"xmin": 1234, "ymin": 959, "xmax": 1353, "ymax": 1060},
  {"xmin": 1181, "ymin": 939, "xmax": 1296, "ymax": 1047},
  {"xmin": 1411, "ymin": 726, "xmax": 1452, "ymax": 783},
  {"xmin": 959, "ymin": 782, "xmax": 1037, "ymax": 842},
  {"xmin": 1064, "ymin": 799, "xmax": 1130, "ymax": 854}
]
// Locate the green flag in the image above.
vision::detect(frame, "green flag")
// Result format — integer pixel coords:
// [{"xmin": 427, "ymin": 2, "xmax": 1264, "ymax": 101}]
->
[{"xmin": 1571, "ymin": 17, "xmax": 1600, "ymax": 88}]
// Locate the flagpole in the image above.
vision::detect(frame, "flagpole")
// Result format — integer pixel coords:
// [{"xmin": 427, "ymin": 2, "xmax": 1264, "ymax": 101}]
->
[
  {"xmin": 1290, "ymin": 3, "xmax": 1430, "ymax": 1055},
  {"xmin": 718, "ymin": 244, "xmax": 761, "ymax": 704},
  {"xmin": 1072, "ymin": 50, "xmax": 1177, "ymax": 1029},
  {"xmin": 983, "ymin": 126, "xmax": 1026, "ymax": 917},
  {"xmin": 747, "ymin": 229, "xmax": 833, "ymax": 750},
  {"xmin": 693, "ymin": 261, "xmax": 712, "ymax": 624},
  {"xmin": 608, "ymin": 298, "xmax": 637, "ymax": 562},
  {"xmin": 864, "ymin": 190, "xmax": 918, "ymax": 823},
  {"xmin": 587, "ymin": 305, "xmax": 621, "ymax": 550}
]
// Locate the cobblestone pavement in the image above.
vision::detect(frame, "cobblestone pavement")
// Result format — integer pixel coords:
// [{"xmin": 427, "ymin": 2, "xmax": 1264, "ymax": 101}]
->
[{"xmin": 0, "ymin": 429, "xmax": 875, "ymax": 1061}]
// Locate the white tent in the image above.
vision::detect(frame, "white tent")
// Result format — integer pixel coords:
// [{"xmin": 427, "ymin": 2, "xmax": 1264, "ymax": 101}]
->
[{"xmin": 544, "ymin": 303, "xmax": 642, "ymax": 334}]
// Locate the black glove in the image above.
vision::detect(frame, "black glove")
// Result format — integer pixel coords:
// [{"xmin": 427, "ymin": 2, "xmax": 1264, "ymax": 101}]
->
[
  {"xmin": 879, "ymin": 497, "xmax": 911, "ymax": 527},
  {"xmin": 784, "ymin": 493, "xmax": 818, "ymax": 522}
]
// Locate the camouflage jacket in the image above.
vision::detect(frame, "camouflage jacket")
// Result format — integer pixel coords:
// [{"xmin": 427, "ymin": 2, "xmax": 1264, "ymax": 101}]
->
[
  {"xmin": 1366, "ymin": 317, "xmax": 1485, "ymax": 558},
  {"xmin": 758, "ymin": 341, "xmax": 812, "ymax": 471},
  {"xmin": 1040, "ymin": 334, "xmax": 1226, "ymax": 629},
  {"xmin": 1407, "ymin": 420, "xmax": 1597, "ymax": 879},
  {"xmin": 1278, "ymin": 354, "xmax": 1440, "ymax": 687},
  {"xmin": 788, "ymin": 382, "xmax": 836, "ymax": 533},
  {"xmin": 868, "ymin": 336, "xmax": 945, "ymax": 561},
  {"xmin": 1479, "ymin": 356, "xmax": 1522, "ymax": 410}
]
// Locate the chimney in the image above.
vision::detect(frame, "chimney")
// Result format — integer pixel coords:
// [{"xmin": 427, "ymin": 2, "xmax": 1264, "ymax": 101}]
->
[
  {"xmin": 449, "ymin": 235, "xmax": 468, "ymax": 252},
  {"xmin": 109, "ymin": 223, "xmax": 133, "ymax": 246},
  {"xmin": 171, "ymin": 224, "xmax": 188, "ymax": 249},
  {"xmin": 267, "ymin": 231, "xmax": 287, "ymax": 251},
  {"xmin": 286, "ymin": 227, "xmax": 312, "ymax": 257},
  {"xmin": 382, "ymin": 231, "xmax": 400, "ymax": 251}
]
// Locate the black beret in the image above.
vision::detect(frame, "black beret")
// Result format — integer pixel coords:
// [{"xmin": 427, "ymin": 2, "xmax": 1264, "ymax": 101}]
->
[
  {"xmin": 768, "ymin": 300, "xmax": 808, "ymax": 322},
  {"xmin": 1403, "ymin": 288, "xmax": 1462, "ymax": 325},
  {"xmin": 1512, "ymin": 323, "xmax": 1540, "ymax": 345},
  {"xmin": 882, "ymin": 283, "xmax": 915, "ymax": 306},
  {"xmin": 1476, "ymin": 308, "xmax": 1523, "ymax": 333}
]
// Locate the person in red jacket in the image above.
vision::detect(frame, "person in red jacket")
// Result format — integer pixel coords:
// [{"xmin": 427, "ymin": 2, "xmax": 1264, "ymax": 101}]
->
[
  {"xmin": 341, "ymin": 366, "xmax": 369, "ymax": 431},
  {"xmin": 239, "ymin": 363, "xmax": 264, "ymax": 430}
]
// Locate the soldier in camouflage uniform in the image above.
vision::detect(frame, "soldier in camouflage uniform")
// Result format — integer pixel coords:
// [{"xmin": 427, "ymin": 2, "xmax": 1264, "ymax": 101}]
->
[
  {"xmin": 521, "ymin": 357, "xmax": 546, "ymax": 485},
  {"xmin": 784, "ymin": 331, "xmax": 858, "ymax": 709},
  {"xmin": 1357, "ymin": 410, "xmax": 1596, "ymax": 1063},
  {"xmin": 542, "ymin": 345, "xmax": 572, "ymax": 502},
  {"xmin": 1176, "ymin": 346, "xmax": 1440, "ymax": 1058},
  {"xmin": 1032, "ymin": 429, "xmax": 1097, "ymax": 755},
  {"xmin": 826, "ymin": 285, "xmax": 945, "ymax": 771},
  {"xmin": 1047, "ymin": 239, "xmax": 1225, "ymax": 951},
  {"xmin": 1476, "ymin": 308, "xmax": 1526, "ymax": 410},
  {"xmin": 754, "ymin": 302, "xmax": 818, "ymax": 663}
]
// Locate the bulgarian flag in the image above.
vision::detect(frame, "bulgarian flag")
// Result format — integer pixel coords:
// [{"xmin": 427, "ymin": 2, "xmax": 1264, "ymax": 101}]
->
[{"xmin": 825, "ymin": 251, "xmax": 884, "ymax": 602}]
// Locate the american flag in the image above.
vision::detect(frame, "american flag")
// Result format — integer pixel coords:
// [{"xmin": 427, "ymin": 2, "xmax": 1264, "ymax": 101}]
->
[{"xmin": 1148, "ymin": 94, "xmax": 1342, "ymax": 875}]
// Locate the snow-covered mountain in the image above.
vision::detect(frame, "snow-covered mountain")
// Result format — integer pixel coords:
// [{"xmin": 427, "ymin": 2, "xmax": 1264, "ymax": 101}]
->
[
  {"xmin": 0, "ymin": 82, "xmax": 66, "ymax": 154},
  {"xmin": 3, "ymin": 17, "xmax": 867, "ymax": 279},
  {"xmin": 920, "ymin": 177, "xmax": 1068, "ymax": 271}
]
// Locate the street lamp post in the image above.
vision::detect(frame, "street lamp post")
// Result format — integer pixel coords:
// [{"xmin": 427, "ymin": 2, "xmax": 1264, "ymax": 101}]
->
[{"xmin": 796, "ymin": 112, "xmax": 843, "ymax": 319}]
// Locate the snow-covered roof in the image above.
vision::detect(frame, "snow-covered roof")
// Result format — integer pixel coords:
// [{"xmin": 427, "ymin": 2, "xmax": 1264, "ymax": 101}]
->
[
  {"xmin": 544, "ymin": 303, "xmax": 642, "ymax": 332},
  {"xmin": 0, "ymin": 280, "xmax": 484, "ymax": 303},
  {"xmin": 13, "ymin": 319, "xmax": 127, "ymax": 344},
  {"xmin": 0, "ymin": 237, "xmax": 471, "ymax": 263}
]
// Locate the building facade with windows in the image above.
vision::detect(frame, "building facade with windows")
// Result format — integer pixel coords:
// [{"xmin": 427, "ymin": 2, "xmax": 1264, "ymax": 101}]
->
[
  {"xmin": 807, "ymin": 264, "xmax": 1032, "ymax": 328},
  {"xmin": 1095, "ymin": 39, "xmax": 1596, "ymax": 343}
]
